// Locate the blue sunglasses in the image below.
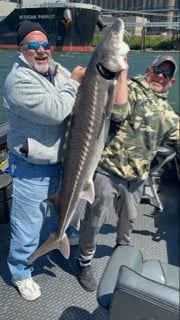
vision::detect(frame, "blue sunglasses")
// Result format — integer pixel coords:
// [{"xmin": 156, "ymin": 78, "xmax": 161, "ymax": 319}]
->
[
  {"xmin": 152, "ymin": 66, "xmax": 173, "ymax": 80},
  {"xmin": 23, "ymin": 41, "xmax": 51, "ymax": 50}
]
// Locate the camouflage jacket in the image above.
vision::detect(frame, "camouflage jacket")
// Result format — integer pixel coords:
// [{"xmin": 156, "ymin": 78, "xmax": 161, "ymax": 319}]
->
[{"xmin": 97, "ymin": 75, "xmax": 179, "ymax": 181}]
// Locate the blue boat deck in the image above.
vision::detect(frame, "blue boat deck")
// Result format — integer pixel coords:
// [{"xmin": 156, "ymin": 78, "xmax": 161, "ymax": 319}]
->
[{"xmin": 0, "ymin": 171, "xmax": 179, "ymax": 319}]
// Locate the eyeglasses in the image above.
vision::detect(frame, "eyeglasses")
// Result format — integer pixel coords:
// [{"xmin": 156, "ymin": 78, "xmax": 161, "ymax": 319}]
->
[
  {"xmin": 152, "ymin": 66, "xmax": 173, "ymax": 80},
  {"xmin": 22, "ymin": 41, "xmax": 51, "ymax": 50}
]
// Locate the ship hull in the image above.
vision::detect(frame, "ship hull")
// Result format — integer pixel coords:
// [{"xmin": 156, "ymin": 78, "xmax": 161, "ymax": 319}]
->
[{"xmin": 0, "ymin": 4, "xmax": 101, "ymax": 52}]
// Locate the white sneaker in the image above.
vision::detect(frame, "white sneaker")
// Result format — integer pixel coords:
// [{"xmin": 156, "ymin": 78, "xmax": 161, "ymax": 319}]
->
[{"xmin": 12, "ymin": 277, "xmax": 41, "ymax": 301}]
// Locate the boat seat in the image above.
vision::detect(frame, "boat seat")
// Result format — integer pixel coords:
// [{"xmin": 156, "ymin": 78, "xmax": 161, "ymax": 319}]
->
[
  {"xmin": 143, "ymin": 146, "xmax": 177, "ymax": 212},
  {"xmin": 97, "ymin": 246, "xmax": 180, "ymax": 320}
]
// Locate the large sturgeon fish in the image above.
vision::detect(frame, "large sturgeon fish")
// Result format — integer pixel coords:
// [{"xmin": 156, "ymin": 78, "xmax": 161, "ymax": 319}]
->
[{"xmin": 28, "ymin": 18, "xmax": 129, "ymax": 263}]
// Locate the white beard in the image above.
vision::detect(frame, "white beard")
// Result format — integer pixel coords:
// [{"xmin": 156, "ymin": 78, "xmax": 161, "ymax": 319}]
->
[{"xmin": 33, "ymin": 61, "xmax": 49, "ymax": 74}]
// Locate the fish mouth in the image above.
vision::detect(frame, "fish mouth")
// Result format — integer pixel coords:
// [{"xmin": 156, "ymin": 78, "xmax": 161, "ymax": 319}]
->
[{"xmin": 96, "ymin": 63, "xmax": 115, "ymax": 80}]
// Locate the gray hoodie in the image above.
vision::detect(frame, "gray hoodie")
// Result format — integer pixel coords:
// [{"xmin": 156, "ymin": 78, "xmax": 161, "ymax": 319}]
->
[{"xmin": 3, "ymin": 54, "xmax": 80, "ymax": 164}]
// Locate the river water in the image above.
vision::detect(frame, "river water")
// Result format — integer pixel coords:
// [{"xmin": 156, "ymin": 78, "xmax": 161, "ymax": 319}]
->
[{"xmin": 0, "ymin": 50, "xmax": 179, "ymax": 125}]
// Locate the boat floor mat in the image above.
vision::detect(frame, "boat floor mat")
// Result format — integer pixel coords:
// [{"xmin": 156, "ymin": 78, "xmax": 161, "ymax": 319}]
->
[{"xmin": 0, "ymin": 179, "xmax": 179, "ymax": 320}]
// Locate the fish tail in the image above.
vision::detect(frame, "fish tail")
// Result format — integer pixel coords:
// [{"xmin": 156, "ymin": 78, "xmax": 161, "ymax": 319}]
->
[{"xmin": 28, "ymin": 233, "xmax": 70, "ymax": 264}]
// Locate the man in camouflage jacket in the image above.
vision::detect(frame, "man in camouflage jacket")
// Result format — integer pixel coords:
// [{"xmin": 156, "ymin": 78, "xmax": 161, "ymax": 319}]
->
[{"xmin": 76, "ymin": 54, "xmax": 180, "ymax": 292}]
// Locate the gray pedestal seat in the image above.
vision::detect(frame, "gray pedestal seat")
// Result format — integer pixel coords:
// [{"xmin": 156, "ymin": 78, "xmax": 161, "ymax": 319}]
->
[{"xmin": 97, "ymin": 245, "xmax": 179, "ymax": 320}]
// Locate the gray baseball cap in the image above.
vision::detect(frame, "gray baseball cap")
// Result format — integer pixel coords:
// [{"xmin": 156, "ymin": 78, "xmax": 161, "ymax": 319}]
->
[{"xmin": 152, "ymin": 55, "xmax": 177, "ymax": 77}]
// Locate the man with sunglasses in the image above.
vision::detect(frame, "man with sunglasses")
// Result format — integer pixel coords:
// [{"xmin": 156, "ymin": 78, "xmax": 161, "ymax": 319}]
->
[
  {"xmin": 76, "ymin": 54, "xmax": 179, "ymax": 292},
  {"xmin": 3, "ymin": 20, "xmax": 85, "ymax": 301}
]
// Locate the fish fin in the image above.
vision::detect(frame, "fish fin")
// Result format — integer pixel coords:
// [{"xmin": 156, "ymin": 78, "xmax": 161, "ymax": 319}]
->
[
  {"xmin": 58, "ymin": 233, "xmax": 70, "ymax": 259},
  {"xmin": 81, "ymin": 180, "xmax": 95, "ymax": 204},
  {"xmin": 105, "ymin": 82, "xmax": 114, "ymax": 118},
  {"xmin": 97, "ymin": 88, "xmax": 113, "ymax": 139},
  {"xmin": 28, "ymin": 232, "xmax": 70, "ymax": 264}
]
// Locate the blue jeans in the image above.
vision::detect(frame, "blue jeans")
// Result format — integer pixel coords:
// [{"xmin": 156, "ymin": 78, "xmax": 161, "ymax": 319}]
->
[{"xmin": 7, "ymin": 152, "xmax": 62, "ymax": 280}]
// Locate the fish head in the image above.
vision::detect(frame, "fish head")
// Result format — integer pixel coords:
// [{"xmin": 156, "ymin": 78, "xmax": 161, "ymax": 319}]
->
[{"xmin": 95, "ymin": 18, "xmax": 130, "ymax": 78}]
